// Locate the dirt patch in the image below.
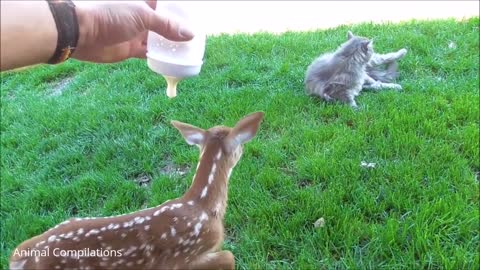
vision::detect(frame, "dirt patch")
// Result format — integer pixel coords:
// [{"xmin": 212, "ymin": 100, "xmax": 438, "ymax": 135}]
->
[
  {"xmin": 223, "ymin": 226, "xmax": 238, "ymax": 246},
  {"xmin": 5, "ymin": 91, "xmax": 16, "ymax": 101},
  {"xmin": 134, "ymin": 173, "xmax": 152, "ymax": 187},
  {"xmin": 297, "ymin": 178, "xmax": 313, "ymax": 189},
  {"xmin": 48, "ymin": 76, "xmax": 74, "ymax": 96},
  {"xmin": 159, "ymin": 159, "xmax": 191, "ymax": 177}
]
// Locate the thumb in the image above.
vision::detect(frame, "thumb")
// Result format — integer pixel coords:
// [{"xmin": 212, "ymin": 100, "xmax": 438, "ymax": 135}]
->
[{"xmin": 146, "ymin": 8, "xmax": 194, "ymax": 42}]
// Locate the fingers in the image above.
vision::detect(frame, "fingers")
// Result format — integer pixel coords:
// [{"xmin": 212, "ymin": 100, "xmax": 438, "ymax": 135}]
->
[
  {"xmin": 72, "ymin": 44, "xmax": 130, "ymax": 63},
  {"xmin": 145, "ymin": 0, "xmax": 156, "ymax": 10},
  {"xmin": 132, "ymin": 45, "xmax": 147, "ymax": 59},
  {"xmin": 145, "ymin": 8, "xmax": 194, "ymax": 42},
  {"xmin": 131, "ymin": 32, "xmax": 148, "ymax": 59}
]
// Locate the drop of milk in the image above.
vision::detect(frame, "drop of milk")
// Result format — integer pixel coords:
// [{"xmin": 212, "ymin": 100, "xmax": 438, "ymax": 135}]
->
[{"xmin": 164, "ymin": 76, "xmax": 181, "ymax": 98}]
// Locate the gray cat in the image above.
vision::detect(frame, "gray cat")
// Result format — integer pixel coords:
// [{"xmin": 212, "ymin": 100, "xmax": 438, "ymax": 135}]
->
[{"xmin": 305, "ymin": 31, "xmax": 407, "ymax": 108}]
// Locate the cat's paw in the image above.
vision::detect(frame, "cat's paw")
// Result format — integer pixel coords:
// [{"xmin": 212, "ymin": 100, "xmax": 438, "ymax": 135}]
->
[
  {"xmin": 351, "ymin": 104, "xmax": 361, "ymax": 111},
  {"xmin": 349, "ymin": 100, "xmax": 359, "ymax": 109},
  {"xmin": 392, "ymin": 84, "xmax": 403, "ymax": 90},
  {"xmin": 397, "ymin": 48, "xmax": 408, "ymax": 58},
  {"xmin": 322, "ymin": 93, "xmax": 334, "ymax": 102}
]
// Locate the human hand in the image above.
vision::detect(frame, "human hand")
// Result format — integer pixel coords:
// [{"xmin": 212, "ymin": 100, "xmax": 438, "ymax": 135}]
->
[{"xmin": 72, "ymin": 1, "xmax": 194, "ymax": 63}]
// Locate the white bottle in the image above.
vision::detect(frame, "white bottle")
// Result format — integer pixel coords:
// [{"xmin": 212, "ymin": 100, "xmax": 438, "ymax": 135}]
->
[{"xmin": 146, "ymin": 2, "xmax": 206, "ymax": 98}]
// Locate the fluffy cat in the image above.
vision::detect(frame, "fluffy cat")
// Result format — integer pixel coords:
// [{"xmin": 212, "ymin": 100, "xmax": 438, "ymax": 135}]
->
[{"xmin": 305, "ymin": 31, "xmax": 407, "ymax": 108}]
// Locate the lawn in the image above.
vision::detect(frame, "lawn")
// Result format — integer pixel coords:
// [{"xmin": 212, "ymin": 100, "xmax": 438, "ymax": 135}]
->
[{"xmin": 1, "ymin": 18, "xmax": 479, "ymax": 269}]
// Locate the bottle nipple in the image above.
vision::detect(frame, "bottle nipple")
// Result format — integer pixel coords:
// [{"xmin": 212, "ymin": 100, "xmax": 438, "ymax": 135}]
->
[{"xmin": 164, "ymin": 75, "xmax": 181, "ymax": 98}]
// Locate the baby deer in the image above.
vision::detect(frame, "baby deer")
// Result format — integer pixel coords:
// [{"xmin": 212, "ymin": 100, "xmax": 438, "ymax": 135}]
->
[{"xmin": 10, "ymin": 112, "xmax": 264, "ymax": 270}]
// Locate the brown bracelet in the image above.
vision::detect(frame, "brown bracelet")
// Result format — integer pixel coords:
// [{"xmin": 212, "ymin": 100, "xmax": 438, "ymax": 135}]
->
[{"xmin": 46, "ymin": 0, "xmax": 79, "ymax": 64}]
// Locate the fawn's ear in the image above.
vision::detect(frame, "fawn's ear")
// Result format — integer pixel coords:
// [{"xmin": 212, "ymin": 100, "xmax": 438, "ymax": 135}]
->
[
  {"xmin": 347, "ymin": 31, "xmax": 354, "ymax": 39},
  {"xmin": 226, "ymin": 112, "xmax": 264, "ymax": 152},
  {"xmin": 171, "ymin": 120, "xmax": 206, "ymax": 146}
]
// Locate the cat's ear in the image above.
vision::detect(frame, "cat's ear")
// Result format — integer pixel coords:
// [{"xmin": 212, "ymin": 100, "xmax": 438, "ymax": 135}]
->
[
  {"xmin": 362, "ymin": 40, "xmax": 373, "ymax": 51},
  {"xmin": 347, "ymin": 31, "xmax": 354, "ymax": 40}
]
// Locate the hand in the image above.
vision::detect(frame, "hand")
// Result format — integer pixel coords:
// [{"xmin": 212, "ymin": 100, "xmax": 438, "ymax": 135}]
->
[{"xmin": 72, "ymin": 1, "xmax": 194, "ymax": 63}]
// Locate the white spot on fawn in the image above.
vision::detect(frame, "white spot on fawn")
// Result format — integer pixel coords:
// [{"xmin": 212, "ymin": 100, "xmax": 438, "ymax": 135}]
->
[
  {"xmin": 153, "ymin": 206, "xmax": 169, "ymax": 216},
  {"xmin": 134, "ymin": 217, "xmax": 145, "ymax": 224},
  {"xmin": 161, "ymin": 233, "xmax": 167, "ymax": 239},
  {"xmin": 170, "ymin": 226, "xmax": 176, "ymax": 237},
  {"xmin": 35, "ymin": 240, "xmax": 45, "ymax": 247},
  {"xmin": 208, "ymin": 172, "xmax": 214, "ymax": 185},
  {"xmin": 144, "ymin": 225, "xmax": 150, "ymax": 231},
  {"xmin": 194, "ymin": 223, "xmax": 202, "ymax": 236},
  {"xmin": 200, "ymin": 186, "xmax": 208, "ymax": 198},
  {"xmin": 216, "ymin": 150, "xmax": 222, "ymax": 160},
  {"xmin": 187, "ymin": 201, "xmax": 194, "ymax": 206},
  {"xmin": 124, "ymin": 246, "xmax": 137, "ymax": 256},
  {"xmin": 48, "ymin": 235, "xmax": 56, "ymax": 243},
  {"xmin": 85, "ymin": 229, "xmax": 100, "ymax": 236},
  {"xmin": 208, "ymin": 163, "xmax": 217, "ymax": 184},
  {"xmin": 199, "ymin": 212, "xmax": 209, "ymax": 221},
  {"xmin": 171, "ymin": 203, "xmax": 183, "ymax": 209}
]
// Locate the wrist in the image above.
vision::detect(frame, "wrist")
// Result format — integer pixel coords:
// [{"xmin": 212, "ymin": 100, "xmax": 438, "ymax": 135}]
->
[
  {"xmin": 71, "ymin": 2, "xmax": 93, "ymax": 60},
  {"xmin": 73, "ymin": 3, "xmax": 88, "ymax": 52},
  {"xmin": 0, "ymin": 1, "xmax": 57, "ymax": 71},
  {"xmin": 46, "ymin": 0, "xmax": 81, "ymax": 64}
]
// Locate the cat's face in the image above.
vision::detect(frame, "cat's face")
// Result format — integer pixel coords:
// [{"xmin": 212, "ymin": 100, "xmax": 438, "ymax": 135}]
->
[{"xmin": 341, "ymin": 31, "xmax": 374, "ymax": 62}]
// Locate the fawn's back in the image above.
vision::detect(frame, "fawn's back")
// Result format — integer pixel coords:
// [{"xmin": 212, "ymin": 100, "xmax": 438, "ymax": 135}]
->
[{"xmin": 10, "ymin": 112, "xmax": 264, "ymax": 270}]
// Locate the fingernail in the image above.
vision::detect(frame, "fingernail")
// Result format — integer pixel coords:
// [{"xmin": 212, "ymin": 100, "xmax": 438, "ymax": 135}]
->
[{"xmin": 178, "ymin": 27, "xmax": 194, "ymax": 40}]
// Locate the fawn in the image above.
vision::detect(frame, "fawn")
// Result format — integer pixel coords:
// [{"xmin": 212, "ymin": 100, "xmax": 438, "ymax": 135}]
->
[{"xmin": 10, "ymin": 112, "xmax": 264, "ymax": 270}]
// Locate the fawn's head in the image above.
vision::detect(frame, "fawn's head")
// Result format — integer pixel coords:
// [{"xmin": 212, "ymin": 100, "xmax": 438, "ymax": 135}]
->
[{"xmin": 171, "ymin": 112, "xmax": 264, "ymax": 167}]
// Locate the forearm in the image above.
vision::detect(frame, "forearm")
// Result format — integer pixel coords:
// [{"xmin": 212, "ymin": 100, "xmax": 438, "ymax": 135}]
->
[{"xmin": 1, "ymin": 1, "xmax": 57, "ymax": 71}]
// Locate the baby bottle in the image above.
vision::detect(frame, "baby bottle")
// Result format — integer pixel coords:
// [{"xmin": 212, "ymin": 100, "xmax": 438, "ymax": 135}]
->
[{"xmin": 146, "ymin": 2, "xmax": 206, "ymax": 98}]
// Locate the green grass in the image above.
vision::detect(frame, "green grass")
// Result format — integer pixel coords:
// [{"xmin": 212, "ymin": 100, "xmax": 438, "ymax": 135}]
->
[{"xmin": 1, "ymin": 18, "xmax": 479, "ymax": 269}]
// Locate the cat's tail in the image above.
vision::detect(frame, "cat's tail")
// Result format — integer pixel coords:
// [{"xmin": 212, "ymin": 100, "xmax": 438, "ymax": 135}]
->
[{"xmin": 367, "ymin": 62, "xmax": 399, "ymax": 83}]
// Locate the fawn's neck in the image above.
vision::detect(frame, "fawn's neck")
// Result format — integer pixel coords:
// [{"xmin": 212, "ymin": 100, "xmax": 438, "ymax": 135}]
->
[{"xmin": 183, "ymin": 143, "xmax": 232, "ymax": 219}]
